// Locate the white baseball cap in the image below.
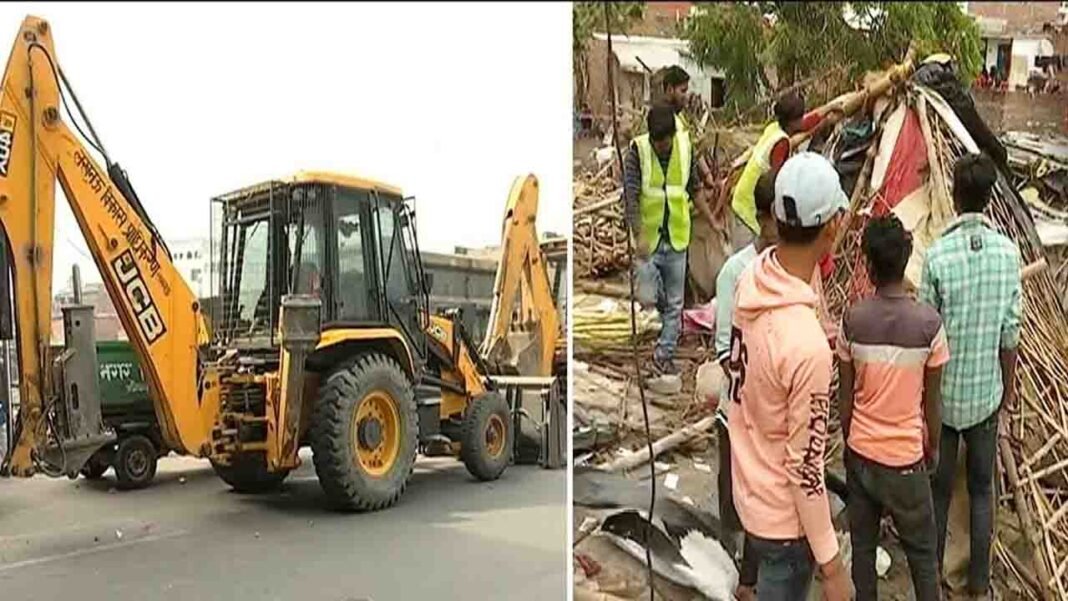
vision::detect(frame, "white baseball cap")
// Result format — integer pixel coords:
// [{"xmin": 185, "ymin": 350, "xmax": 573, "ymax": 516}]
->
[{"xmin": 773, "ymin": 151, "xmax": 849, "ymax": 228}]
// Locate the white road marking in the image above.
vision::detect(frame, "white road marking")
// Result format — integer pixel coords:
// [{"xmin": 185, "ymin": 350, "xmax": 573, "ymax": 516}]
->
[{"xmin": 0, "ymin": 529, "xmax": 189, "ymax": 572}]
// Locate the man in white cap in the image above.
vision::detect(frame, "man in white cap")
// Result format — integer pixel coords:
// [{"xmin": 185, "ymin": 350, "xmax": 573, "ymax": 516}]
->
[{"xmin": 726, "ymin": 152, "xmax": 852, "ymax": 600}]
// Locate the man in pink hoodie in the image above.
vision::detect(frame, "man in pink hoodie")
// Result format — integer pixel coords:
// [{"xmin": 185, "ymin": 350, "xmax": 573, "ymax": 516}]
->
[{"xmin": 726, "ymin": 152, "xmax": 851, "ymax": 601}]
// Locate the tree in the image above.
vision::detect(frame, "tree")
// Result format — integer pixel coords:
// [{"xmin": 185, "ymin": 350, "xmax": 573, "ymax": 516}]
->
[
  {"xmin": 572, "ymin": 2, "xmax": 645, "ymax": 110},
  {"xmin": 683, "ymin": 2, "xmax": 982, "ymax": 115}
]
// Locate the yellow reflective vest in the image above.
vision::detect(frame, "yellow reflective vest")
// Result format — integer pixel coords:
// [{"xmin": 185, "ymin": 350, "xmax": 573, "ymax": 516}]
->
[
  {"xmin": 635, "ymin": 130, "xmax": 692, "ymax": 254},
  {"xmin": 731, "ymin": 121, "xmax": 789, "ymax": 234}
]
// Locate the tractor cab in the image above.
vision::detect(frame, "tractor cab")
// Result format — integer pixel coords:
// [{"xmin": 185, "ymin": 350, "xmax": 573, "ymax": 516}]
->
[{"xmin": 210, "ymin": 172, "xmax": 429, "ymax": 361}]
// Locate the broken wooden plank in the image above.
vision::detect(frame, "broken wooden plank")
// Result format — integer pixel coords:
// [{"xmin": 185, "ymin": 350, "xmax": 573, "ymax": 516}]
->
[{"xmin": 599, "ymin": 415, "xmax": 717, "ymax": 473}]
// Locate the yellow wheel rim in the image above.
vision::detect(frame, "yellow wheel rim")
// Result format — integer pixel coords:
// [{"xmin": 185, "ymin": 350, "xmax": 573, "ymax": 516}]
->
[
  {"xmin": 485, "ymin": 414, "xmax": 506, "ymax": 459},
  {"xmin": 353, "ymin": 390, "xmax": 401, "ymax": 477}
]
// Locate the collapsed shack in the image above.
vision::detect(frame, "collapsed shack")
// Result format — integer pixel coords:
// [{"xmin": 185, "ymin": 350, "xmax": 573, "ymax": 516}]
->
[
  {"xmin": 574, "ymin": 54, "xmax": 1068, "ymax": 601},
  {"xmin": 1003, "ymin": 131, "xmax": 1068, "ymax": 315}
]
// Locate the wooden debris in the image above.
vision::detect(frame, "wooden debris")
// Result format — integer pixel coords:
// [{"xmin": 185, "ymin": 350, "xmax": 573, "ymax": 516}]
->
[{"xmin": 599, "ymin": 415, "xmax": 717, "ymax": 473}]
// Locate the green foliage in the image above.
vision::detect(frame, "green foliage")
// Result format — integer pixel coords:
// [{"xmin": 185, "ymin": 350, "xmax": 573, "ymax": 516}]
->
[
  {"xmin": 683, "ymin": 2, "xmax": 983, "ymax": 112},
  {"xmin": 684, "ymin": 3, "xmax": 768, "ymax": 110}
]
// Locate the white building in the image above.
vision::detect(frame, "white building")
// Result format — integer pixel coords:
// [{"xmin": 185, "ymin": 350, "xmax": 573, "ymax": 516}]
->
[
  {"xmin": 169, "ymin": 238, "xmax": 217, "ymax": 299},
  {"xmin": 592, "ymin": 32, "xmax": 726, "ymax": 107}
]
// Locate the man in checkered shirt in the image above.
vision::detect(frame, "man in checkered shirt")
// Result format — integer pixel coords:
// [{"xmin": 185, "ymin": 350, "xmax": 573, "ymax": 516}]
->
[{"xmin": 919, "ymin": 152, "xmax": 1021, "ymax": 600}]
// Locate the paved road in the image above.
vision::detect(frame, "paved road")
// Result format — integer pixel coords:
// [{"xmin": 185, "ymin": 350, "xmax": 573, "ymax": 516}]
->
[{"xmin": 0, "ymin": 453, "xmax": 567, "ymax": 600}]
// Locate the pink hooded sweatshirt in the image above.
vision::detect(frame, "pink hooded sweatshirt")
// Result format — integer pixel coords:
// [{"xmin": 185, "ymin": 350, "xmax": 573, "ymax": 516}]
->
[{"xmin": 726, "ymin": 248, "xmax": 838, "ymax": 565}]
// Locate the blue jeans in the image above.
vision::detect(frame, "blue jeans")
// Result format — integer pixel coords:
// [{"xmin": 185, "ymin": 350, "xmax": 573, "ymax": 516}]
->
[
  {"xmin": 748, "ymin": 536, "xmax": 814, "ymax": 601},
  {"xmin": 638, "ymin": 240, "xmax": 686, "ymax": 363}
]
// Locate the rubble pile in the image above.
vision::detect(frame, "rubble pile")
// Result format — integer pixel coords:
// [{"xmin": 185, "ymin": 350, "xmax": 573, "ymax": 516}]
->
[
  {"xmin": 574, "ymin": 51, "xmax": 1068, "ymax": 600},
  {"xmin": 1003, "ymin": 131, "xmax": 1068, "ymax": 313},
  {"xmin": 574, "ymin": 165, "xmax": 629, "ymax": 278}
]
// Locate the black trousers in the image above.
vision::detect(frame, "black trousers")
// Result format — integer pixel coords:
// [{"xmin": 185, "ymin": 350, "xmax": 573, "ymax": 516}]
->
[
  {"xmin": 931, "ymin": 411, "xmax": 999, "ymax": 596},
  {"xmin": 846, "ymin": 449, "xmax": 940, "ymax": 601}
]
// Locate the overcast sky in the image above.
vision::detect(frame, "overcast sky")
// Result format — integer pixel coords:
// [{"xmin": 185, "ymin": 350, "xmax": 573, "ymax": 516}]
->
[{"xmin": 0, "ymin": 3, "xmax": 571, "ymax": 287}]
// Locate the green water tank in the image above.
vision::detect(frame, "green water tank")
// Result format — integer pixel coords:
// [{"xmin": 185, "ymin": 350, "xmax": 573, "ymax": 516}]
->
[{"xmin": 94, "ymin": 341, "xmax": 152, "ymax": 414}]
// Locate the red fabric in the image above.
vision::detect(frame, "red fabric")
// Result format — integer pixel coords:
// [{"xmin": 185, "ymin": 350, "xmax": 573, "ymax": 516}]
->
[
  {"xmin": 770, "ymin": 110, "xmax": 824, "ymax": 171},
  {"xmin": 871, "ymin": 108, "xmax": 927, "ymax": 216},
  {"xmin": 770, "ymin": 139, "xmax": 790, "ymax": 171}
]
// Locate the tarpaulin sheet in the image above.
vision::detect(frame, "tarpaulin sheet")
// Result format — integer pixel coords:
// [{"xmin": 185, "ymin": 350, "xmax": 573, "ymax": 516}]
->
[{"xmin": 873, "ymin": 108, "xmax": 927, "ymax": 216}]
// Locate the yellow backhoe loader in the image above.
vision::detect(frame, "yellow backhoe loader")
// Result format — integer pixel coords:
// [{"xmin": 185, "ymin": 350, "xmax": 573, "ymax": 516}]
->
[{"xmin": 0, "ymin": 15, "xmax": 562, "ymax": 510}]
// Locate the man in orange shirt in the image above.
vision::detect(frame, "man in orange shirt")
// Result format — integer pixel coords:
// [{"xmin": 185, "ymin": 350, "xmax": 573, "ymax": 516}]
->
[
  {"xmin": 726, "ymin": 152, "xmax": 851, "ymax": 601},
  {"xmin": 837, "ymin": 215, "xmax": 947, "ymax": 601}
]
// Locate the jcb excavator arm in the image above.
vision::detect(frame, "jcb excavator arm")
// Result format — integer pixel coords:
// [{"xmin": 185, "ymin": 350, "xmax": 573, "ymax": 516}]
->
[
  {"xmin": 432, "ymin": 174, "xmax": 560, "ymax": 420},
  {"xmin": 480, "ymin": 174, "xmax": 560, "ymax": 378},
  {"xmin": 0, "ymin": 16, "xmax": 217, "ymax": 475}
]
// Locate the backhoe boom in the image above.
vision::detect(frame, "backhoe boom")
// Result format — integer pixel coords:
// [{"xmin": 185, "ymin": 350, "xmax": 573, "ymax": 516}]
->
[{"xmin": 0, "ymin": 16, "xmax": 216, "ymax": 475}]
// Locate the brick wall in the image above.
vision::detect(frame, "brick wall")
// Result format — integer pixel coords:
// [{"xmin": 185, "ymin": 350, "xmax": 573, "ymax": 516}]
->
[{"xmin": 969, "ymin": 2, "xmax": 1060, "ymax": 34}]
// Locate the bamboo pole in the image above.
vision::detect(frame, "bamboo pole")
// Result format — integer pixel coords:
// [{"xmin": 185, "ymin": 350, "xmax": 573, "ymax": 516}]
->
[
  {"xmin": 600, "ymin": 415, "xmax": 717, "ymax": 473},
  {"xmin": 1000, "ymin": 434, "xmax": 1055, "ymax": 600},
  {"xmin": 575, "ymin": 193, "xmax": 623, "ymax": 217},
  {"xmin": 997, "ymin": 538, "xmax": 1044, "ymax": 598},
  {"xmin": 730, "ymin": 48, "xmax": 917, "ymax": 171}
]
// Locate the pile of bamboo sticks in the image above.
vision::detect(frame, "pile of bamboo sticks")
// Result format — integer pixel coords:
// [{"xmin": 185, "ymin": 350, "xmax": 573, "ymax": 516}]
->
[{"xmin": 574, "ymin": 163, "xmax": 630, "ymax": 278}]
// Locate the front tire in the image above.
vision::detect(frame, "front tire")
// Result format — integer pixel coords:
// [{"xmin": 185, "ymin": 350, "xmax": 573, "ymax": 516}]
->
[
  {"xmin": 114, "ymin": 435, "xmax": 158, "ymax": 490},
  {"xmin": 211, "ymin": 453, "xmax": 289, "ymax": 494},
  {"xmin": 310, "ymin": 353, "xmax": 418, "ymax": 511},
  {"xmin": 460, "ymin": 392, "xmax": 512, "ymax": 481}
]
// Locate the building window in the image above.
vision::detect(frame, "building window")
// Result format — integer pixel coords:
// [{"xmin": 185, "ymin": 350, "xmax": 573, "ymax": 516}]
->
[{"xmin": 191, "ymin": 268, "xmax": 202, "ymax": 283}]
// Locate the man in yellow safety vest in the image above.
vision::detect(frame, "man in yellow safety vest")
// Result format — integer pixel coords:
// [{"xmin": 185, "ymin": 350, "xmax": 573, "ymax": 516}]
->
[
  {"xmin": 623, "ymin": 104, "xmax": 707, "ymax": 380},
  {"xmin": 729, "ymin": 93, "xmax": 839, "ymax": 252}
]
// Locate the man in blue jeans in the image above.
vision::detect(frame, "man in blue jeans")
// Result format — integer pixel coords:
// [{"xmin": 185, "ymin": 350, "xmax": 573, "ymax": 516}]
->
[
  {"xmin": 622, "ymin": 104, "xmax": 707, "ymax": 379},
  {"xmin": 921, "ymin": 153, "xmax": 1021, "ymax": 600}
]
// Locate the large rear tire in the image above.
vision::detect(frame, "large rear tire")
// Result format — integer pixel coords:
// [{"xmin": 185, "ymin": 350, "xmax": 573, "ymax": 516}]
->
[
  {"xmin": 211, "ymin": 453, "xmax": 289, "ymax": 494},
  {"xmin": 310, "ymin": 353, "xmax": 418, "ymax": 511},
  {"xmin": 460, "ymin": 392, "xmax": 512, "ymax": 481}
]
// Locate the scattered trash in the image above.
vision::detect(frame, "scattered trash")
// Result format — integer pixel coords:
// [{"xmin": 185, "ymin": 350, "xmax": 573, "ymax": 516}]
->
[
  {"xmin": 692, "ymin": 462, "xmax": 712, "ymax": 474},
  {"xmin": 682, "ymin": 299, "xmax": 717, "ymax": 334},
  {"xmin": 663, "ymin": 473, "xmax": 679, "ymax": 491},
  {"xmin": 694, "ymin": 361, "xmax": 725, "ymax": 411},
  {"xmin": 599, "ymin": 509, "xmax": 738, "ymax": 601},
  {"xmin": 179, "ymin": 476, "xmax": 187, "ymax": 485},
  {"xmin": 115, "ymin": 530, "xmax": 123, "ymax": 540},
  {"xmin": 646, "ymin": 374, "xmax": 682, "ymax": 395},
  {"xmin": 576, "ymin": 552, "xmax": 603, "ymax": 578}
]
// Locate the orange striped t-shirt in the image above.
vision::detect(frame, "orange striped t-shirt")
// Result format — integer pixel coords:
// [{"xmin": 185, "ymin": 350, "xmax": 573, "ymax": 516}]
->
[{"xmin": 837, "ymin": 291, "xmax": 949, "ymax": 467}]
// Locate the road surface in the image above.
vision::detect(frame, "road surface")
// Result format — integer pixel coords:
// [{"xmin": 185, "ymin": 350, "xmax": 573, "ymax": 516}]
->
[{"xmin": 0, "ymin": 453, "xmax": 567, "ymax": 600}]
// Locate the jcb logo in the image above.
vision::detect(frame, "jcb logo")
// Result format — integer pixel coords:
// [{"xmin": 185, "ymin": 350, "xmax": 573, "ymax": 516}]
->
[
  {"xmin": 428, "ymin": 323, "xmax": 447, "ymax": 343},
  {"xmin": 112, "ymin": 250, "xmax": 167, "ymax": 344},
  {"xmin": 0, "ymin": 111, "xmax": 17, "ymax": 177}
]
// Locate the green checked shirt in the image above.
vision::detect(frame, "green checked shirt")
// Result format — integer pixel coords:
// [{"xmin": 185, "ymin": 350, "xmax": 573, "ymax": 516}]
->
[{"xmin": 919, "ymin": 213, "xmax": 1022, "ymax": 430}]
